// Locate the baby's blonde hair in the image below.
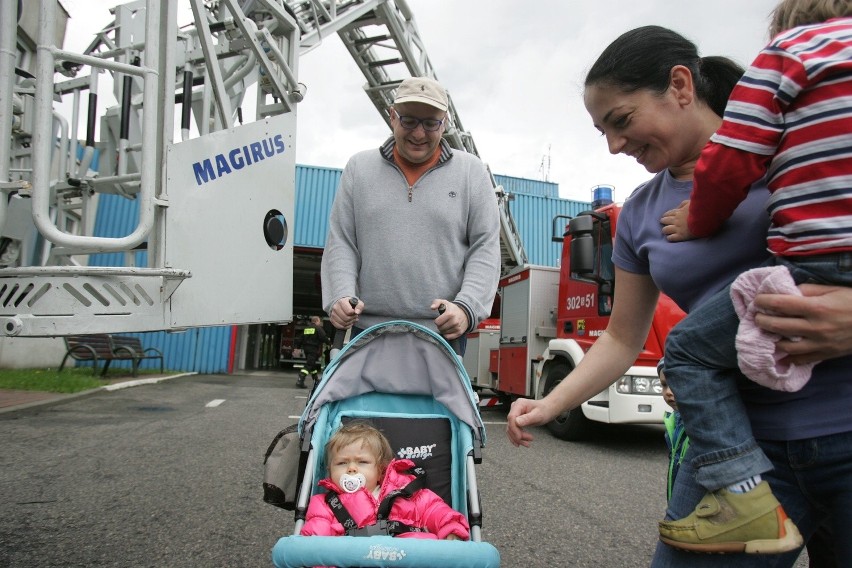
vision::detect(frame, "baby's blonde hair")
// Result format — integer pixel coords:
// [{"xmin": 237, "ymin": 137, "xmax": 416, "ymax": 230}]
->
[
  {"xmin": 325, "ymin": 421, "xmax": 394, "ymax": 473},
  {"xmin": 770, "ymin": 0, "xmax": 851, "ymax": 37}
]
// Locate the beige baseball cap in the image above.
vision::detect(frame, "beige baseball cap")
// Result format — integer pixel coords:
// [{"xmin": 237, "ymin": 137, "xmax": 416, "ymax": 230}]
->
[{"xmin": 393, "ymin": 77, "xmax": 448, "ymax": 112}]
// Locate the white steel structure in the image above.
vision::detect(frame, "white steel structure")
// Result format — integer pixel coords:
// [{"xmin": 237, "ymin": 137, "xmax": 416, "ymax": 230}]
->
[{"xmin": 0, "ymin": 0, "xmax": 526, "ymax": 337}]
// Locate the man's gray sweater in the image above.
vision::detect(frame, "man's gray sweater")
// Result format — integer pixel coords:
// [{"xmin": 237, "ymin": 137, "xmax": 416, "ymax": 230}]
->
[{"xmin": 321, "ymin": 138, "xmax": 500, "ymax": 333}]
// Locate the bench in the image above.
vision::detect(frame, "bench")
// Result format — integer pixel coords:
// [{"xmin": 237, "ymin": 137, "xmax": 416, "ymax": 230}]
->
[{"xmin": 59, "ymin": 334, "xmax": 164, "ymax": 377}]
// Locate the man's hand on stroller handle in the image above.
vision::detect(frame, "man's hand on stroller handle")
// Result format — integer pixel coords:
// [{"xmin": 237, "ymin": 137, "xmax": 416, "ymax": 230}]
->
[
  {"xmin": 331, "ymin": 297, "xmax": 362, "ymax": 330},
  {"xmin": 432, "ymin": 300, "xmax": 468, "ymax": 340}
]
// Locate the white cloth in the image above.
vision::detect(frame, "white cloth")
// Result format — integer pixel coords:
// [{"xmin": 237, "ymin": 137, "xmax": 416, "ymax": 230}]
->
[{"xmin": 730, "ymin": 265, "xmax": 816, "ymax": 392}]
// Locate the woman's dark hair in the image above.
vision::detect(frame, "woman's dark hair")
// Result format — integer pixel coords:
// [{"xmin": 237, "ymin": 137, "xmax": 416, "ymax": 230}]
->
[{"xmin": 584, "ymin": 25, "xmax": 744, "ymax": 117}]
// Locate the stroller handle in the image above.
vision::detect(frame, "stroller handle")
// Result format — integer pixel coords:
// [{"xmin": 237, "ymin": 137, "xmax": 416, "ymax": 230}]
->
[{"xmin": 330, "ymin": 297, "xmax": 360, "ymax": 355}]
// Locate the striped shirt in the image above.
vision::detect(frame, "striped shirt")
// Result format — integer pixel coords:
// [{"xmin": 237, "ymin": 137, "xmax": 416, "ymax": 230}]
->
[{"xmin": 689, "ymin": 17, "xmax": 852, "ymax": 256}]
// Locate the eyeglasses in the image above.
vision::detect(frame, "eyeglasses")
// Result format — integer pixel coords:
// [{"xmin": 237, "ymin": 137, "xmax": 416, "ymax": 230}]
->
[{"xmin": 393, "ymin": 110, "xmax": 445, "ymax": 132}]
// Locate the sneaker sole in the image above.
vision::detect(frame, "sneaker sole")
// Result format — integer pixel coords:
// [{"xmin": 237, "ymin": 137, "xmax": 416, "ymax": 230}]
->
[{"xmin": 659, "ymin": 518, "xmax": 803, "ymax": 554}]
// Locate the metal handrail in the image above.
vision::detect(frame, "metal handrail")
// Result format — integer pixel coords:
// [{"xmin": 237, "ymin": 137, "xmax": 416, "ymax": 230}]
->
[
  {"xmin": 0, "ymin": 0, "xmax": 19, "ymax": 235},
  {"xmin": 30, "ymin": 0, "xmax": 160, "ymax": 253}
]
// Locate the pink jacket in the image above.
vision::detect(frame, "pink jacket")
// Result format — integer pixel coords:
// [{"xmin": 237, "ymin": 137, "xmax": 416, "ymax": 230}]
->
[{"xmin": 300, "ymin": 458, "xmax": 469, "ymax": 540}]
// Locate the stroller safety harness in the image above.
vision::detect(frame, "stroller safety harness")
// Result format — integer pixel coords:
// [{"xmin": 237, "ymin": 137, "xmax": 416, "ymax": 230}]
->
[{"xmin": 326, "ymin": 467, "xmax": 430, "ymax": 537}]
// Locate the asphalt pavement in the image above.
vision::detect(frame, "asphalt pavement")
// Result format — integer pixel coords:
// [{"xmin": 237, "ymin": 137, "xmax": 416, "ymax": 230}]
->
[
  {"xmin": 0, "ymin": 371, "xmax": 810, "ymax": 567},
  {"xmin": 0, "ymin": 372, "xmax": 195, "ymax": 414}
]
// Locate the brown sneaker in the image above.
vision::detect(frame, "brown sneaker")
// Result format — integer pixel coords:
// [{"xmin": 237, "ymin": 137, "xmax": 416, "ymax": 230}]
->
[{"xmin": 659, "ymin": 481, "xmax": 803, "ymax": 554}]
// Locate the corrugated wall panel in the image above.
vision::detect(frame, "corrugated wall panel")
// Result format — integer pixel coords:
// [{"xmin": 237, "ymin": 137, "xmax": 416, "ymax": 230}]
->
[
  {"xmin": 510, "ymin": 194, "xmax": 591, "ymax": 266},
  {"xmin": 294, "ymin": 165, "xmax": 341, "ymax": 249},
  {"xmin": 198, "ymin": 326, "xmax": 231, "ymax": 373},
  {"xmin": 89, "ymin": 194, "xmax": 148, "ymax": 267},
  {"xmin": 176, "ymin": 330, "xmax": 202, "ymax": 371},
  {"xmin": 74, "ymin": 328, "xmax": 230, "ymax": 374},
  {"xmin": 495, "ymin": 174, "xmax": 558, "ymax": 198},
  {"xmin": 170, "ymin": 330, "xmax": 197, "ymax": 371}
]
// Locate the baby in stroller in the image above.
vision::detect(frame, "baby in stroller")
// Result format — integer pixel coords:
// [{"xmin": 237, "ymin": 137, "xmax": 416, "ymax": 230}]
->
[{"xmin": 302, "ymin": 421, "xmax": 469, "ymax": 540}]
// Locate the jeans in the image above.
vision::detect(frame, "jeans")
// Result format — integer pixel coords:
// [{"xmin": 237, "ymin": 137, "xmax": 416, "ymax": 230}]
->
[
  {"xmin": 664, "ymin": 253, "xmax": 852, "ymax": 491},
  {"xmin": 651, "ymin": 430, "xmax": 852, "ymax": 567}
]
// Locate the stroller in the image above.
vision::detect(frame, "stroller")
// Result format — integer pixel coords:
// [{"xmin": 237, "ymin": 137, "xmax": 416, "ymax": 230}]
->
[{"xmin": 271, "ymin": 321, "xmax": 501, "ymax": 567}]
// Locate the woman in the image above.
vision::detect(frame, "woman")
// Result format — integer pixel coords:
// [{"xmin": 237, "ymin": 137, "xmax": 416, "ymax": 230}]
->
[{"xmin": 506, "ymin": 25, "xmax": 852, "ymax": 567}]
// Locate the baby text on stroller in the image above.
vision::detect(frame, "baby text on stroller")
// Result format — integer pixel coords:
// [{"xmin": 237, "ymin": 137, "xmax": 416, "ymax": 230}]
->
[
  {"xmin": 396, "ymin": 444, "xmax": 437, "ymax": 460},
  {"xmin": 365, "ymin": 544, "xmax": 407, "ymax": 561}
]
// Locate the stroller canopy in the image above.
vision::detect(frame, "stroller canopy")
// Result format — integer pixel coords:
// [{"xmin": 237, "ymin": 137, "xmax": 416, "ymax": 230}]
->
[{"xmin": 299, "ymin": 322, "xmax": 485, "ymax": 443}]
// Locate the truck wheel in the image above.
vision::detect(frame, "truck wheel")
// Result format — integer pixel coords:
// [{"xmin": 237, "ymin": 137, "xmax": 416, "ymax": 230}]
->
[{"xmin": 543, "ymin": 362, "xmax": 592, "ymax": 441}]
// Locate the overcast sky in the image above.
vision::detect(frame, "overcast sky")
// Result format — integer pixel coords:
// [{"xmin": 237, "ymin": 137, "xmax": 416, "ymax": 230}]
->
[{"xmin": 59, "ymin": 0, "xmax": 780, "ymax": 203}]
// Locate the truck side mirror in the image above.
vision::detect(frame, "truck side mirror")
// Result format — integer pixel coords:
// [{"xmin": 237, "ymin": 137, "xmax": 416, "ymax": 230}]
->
[{"xmin": 568, "ymin": 215, "xmax": 594, "ymax": 275}]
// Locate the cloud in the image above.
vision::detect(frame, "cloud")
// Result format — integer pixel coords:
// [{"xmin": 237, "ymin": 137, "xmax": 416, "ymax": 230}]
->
[{"xmin": 58, "ymin": 0, "xmax": 779, "ymax": 202}]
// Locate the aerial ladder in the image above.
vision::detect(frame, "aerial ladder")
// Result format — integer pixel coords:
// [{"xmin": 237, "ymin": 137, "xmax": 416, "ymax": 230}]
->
[
  {"xmin": 0, "ymin": 0, "xmax": 526, "ymax": 338},
  {"xmin": 289, "ymin": 0, "xmax": 528, "ymax": 276}
]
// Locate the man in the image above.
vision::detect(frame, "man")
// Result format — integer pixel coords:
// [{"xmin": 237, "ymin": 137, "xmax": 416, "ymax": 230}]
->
[
  {"xmin": 296, "ymin": 315, "xmax": 327, "ymax": 388},
  {"xmin": 321, "ymin": 76, "xmax": 500, "ymax": 353}
]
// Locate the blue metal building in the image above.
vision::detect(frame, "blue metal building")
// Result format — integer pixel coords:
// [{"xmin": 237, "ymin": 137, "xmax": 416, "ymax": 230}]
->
[{"xmin": 89, "ymin": 164, "xmax": 590, "ymax": 373}]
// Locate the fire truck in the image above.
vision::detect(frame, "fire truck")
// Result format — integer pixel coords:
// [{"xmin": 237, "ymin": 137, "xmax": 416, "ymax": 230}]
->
[{"xmin": 462, "ymin": 188, "xmax": 686, "ymax": 440}]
